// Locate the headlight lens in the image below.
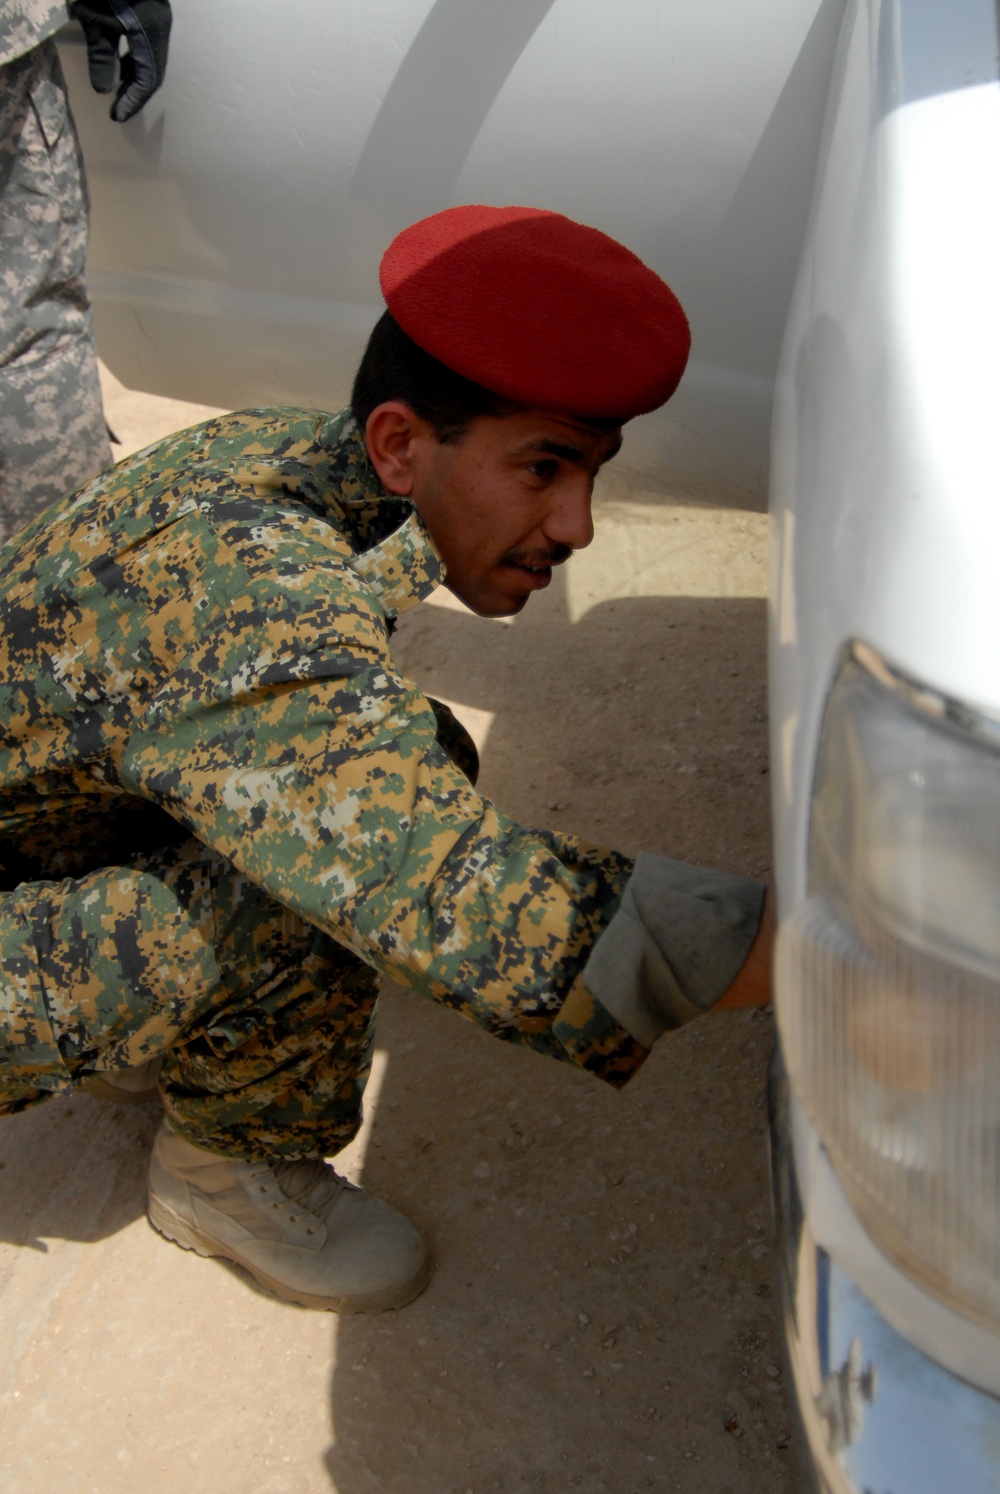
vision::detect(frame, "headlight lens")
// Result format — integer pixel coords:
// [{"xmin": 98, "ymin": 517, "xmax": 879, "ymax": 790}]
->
[{"xmin": 778, "ymin": 647, "xmax": 1000, "ymax": 1329}]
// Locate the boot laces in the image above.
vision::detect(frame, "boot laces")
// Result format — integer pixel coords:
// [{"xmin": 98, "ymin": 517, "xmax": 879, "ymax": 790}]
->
[{"xmin": 247, "ymin": 1157, "xmax": 350, "ymax": 1233}]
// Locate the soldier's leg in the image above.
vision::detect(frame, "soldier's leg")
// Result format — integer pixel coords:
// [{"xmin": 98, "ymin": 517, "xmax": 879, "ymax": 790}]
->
[
  {"xmin": 0, "ymin": 835, "xmax": 378, "ymax": 1157},
  {"xmin": 159, "ymin": 850, "xmax": 381, "ymax": 1162},
  {"xmin": 0, "ymin": 40, "xmax": 112, "ymax": 544},
  {"xmin": 0, "ymin": 836, "xmax": 429, "ymax": 1310}
]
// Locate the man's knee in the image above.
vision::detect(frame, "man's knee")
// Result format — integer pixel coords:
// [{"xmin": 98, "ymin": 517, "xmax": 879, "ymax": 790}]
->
[
  {"xmin": 0, "ymin": 838, "xmax": 281, "ymax": 1090},
  {"xmin": 0, "ymin": 835, "xmax": 378, "ymax": 1146}
]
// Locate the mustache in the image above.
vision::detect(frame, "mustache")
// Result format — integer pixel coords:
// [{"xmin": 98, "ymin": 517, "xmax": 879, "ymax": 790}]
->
[{"xmin": 500, "ymin": 544, "xmax": 573, "ymax": 569}]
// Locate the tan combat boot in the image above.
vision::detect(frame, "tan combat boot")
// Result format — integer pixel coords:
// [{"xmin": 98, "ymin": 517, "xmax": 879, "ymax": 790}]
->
[{"xmin": 147, "ymin": 1120, "xmax": 431, "ymax": 1312}]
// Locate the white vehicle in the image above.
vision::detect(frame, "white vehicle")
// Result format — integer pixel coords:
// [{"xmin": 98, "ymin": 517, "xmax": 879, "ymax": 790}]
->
[
  {"xmin": 61, "ymin": 1, "xmax": 1000, "ymax": 1488},
  {"xmin": 769, "ymin": 0, "xmax": 1000, "ymax": 1490}
]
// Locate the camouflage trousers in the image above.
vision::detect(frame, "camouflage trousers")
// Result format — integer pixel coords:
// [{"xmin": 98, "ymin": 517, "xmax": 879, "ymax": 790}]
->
[
  {"xmin": 0, "ymin": 837, "xmax": 380, "ymax": 1161},
  {"xmin": 0, "ymin": 39, "xmax": 111, "ymax": 545}
]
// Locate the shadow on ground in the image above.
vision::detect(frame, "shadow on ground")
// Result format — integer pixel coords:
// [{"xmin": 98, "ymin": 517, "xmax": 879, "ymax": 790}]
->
[
  {"xmin": 0, "ymin": 1092, "xmax": 159, "ymax": 1255},
  {"xmin": 323, "ymin": 574, "xmax": 794, "ymax": 1492}
]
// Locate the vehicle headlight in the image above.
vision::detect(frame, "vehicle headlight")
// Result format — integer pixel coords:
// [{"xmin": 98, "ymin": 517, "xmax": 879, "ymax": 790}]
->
[{"xmin": 778, "ymin": 643, "xmax": 1000, "ymax": 1330}]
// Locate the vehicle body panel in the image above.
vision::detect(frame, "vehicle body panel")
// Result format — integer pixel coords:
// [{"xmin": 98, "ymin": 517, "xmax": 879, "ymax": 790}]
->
[
  {"xmin": 770, "ymin": 0, "xmax": 1000, "ymax": 1486},
  {"xmin": 771, "ymin": 0, "xmax": 1000, "ymax": 903},
  {"xmin": 61, "ymin": 0, "xmax": 844, "ymax": 506}
]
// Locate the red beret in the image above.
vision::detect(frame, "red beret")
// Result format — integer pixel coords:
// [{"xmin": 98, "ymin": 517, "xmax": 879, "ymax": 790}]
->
[{"xmin": 379, "ymin": 205, "xmax": 690, "ymax": 422}]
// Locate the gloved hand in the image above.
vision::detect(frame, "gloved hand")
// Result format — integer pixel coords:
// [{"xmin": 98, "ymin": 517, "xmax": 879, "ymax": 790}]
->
[{"xmin": 69, "ymin": 0, "xmax": 172, "ymax": 123}]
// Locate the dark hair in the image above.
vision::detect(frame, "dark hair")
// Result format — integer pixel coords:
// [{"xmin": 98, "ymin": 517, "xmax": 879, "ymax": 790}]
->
[{"xmin": 351, "ymin": 311, "xmax": 521, "ymax": 443}]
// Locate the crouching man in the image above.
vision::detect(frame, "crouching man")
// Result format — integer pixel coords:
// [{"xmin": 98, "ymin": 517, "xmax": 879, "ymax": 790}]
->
[{"xmin": 0, "ymin": 206, "xmax": 772, "ymax": 1312}]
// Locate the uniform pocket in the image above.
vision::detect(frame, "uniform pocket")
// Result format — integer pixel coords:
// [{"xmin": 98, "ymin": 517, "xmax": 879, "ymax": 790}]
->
[{"xmin": 29, "ymin": 68, "xmax": 67, "ymax": 154}]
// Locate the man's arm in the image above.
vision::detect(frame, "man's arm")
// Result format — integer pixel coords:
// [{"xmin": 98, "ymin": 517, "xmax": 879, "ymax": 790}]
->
[
  {"xmin": 118, "ymin": 628, "xmax": 642, "ymax": 1073},
  {"xmin": 115, "ymin": 513, "xmax": 767, "ymax": 1088}
]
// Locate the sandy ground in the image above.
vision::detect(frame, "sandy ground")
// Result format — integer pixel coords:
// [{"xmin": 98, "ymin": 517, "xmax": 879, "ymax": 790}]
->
[{"xmin": 0, "ymin": 369, "xmax": 799, "ymax": 1493}]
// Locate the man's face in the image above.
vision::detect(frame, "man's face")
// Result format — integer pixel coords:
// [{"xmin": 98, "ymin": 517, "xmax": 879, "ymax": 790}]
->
[{"xmin": 367, "ymin": 406, "xmax": 622, "ymax": 617}]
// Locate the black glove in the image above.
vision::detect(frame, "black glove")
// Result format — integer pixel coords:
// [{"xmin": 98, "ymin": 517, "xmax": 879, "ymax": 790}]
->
[{"xmin": 69, "ymin": 0, "xmax": 172, "ymax": 123}]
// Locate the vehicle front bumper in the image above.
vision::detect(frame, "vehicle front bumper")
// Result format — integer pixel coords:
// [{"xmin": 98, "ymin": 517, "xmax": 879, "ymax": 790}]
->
[{"xmin": 769, "ymin": 1054, "xmax": 1000, "ymax": 1494}]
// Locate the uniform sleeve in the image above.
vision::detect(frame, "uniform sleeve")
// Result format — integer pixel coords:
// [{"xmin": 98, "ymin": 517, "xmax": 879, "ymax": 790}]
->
[{"xmin": 117, "ymin": 610, "xmax": 648, "ymax": 1085}]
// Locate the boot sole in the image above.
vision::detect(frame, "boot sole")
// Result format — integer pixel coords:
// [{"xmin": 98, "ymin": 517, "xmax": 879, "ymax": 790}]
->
[{"xmin": 147, "ymin": 1195, "xmax": 433, "ymax": 1313}]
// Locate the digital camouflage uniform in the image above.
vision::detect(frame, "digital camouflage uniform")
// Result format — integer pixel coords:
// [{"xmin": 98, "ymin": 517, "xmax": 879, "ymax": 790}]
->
[
  {"xmin": 0, "ymin": 2, "xmax": 111, "ymax": 545},
  {"xmin": 0, "ymin": 409, "xmax": 662, "ymax": 1161},
  {"xmin": 0, "ymin": 408, "xmax": 766, "ymax": 1160}
]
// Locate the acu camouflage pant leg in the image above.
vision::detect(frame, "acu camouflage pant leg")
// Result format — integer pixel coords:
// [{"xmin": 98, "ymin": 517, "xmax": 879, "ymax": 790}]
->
[
  {"xmin": 0, "ymin": 39, "xmax": 111, "ymax": 544},
  {"xmin": 0, "ymin": 837, "xmax": 379, "ymax": 1161}
]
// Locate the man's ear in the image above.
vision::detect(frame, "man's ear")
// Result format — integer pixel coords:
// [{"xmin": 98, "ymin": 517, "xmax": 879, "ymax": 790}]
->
[{"xmin": 364, "ymin": 402, "xmax": 433, "ymax": 496}]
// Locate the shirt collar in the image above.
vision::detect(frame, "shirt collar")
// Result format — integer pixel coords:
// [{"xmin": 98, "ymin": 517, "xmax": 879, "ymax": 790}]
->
[
  {"xmin": 348, "ymin": 508, "xmax": 445, "ymax": 619},
  {"xmin": 319, "ymin": 414, "xmax": 446, "ymax": 618}
]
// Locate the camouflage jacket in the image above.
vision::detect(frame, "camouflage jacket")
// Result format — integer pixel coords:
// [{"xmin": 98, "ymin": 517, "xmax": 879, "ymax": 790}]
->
[
  {"xmin": 1, "ymin": 2, "xmax": 66, "ymax": 66},
  {"xmin": 0, "ymin": 408, "xmax": 656, "ymax": 1084}
]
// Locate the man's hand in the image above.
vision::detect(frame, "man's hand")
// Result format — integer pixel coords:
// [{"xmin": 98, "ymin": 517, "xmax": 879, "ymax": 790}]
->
[
  {"xmin": 69, "ymin": 0, "xmax": 172, "ymax": 123},
  {"xmin": 713, "ymin": 884, "xmax": 775, "ymax": 1009}
]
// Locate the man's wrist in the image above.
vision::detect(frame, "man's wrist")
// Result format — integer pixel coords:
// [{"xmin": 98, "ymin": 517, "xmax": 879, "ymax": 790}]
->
[{"xmin": 711, "ymin": 883, "xmax": 775, "ymax": 1010}]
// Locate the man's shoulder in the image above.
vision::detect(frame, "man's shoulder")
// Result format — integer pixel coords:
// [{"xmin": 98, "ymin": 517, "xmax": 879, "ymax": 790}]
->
[
  {"xmin": 64, "ymin": 404, "xmax": 369, "ymax": 551},
  {"xmin": 0, "ymin": 404, "xmax": 421, "ymax": 663},
  {"xmin": 0, "ymin": 406, "xmax": 369, "ymax": 619},
  {"xmin": 114, "ymin": 406, "xmax": 361, "ymax": 492}
]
